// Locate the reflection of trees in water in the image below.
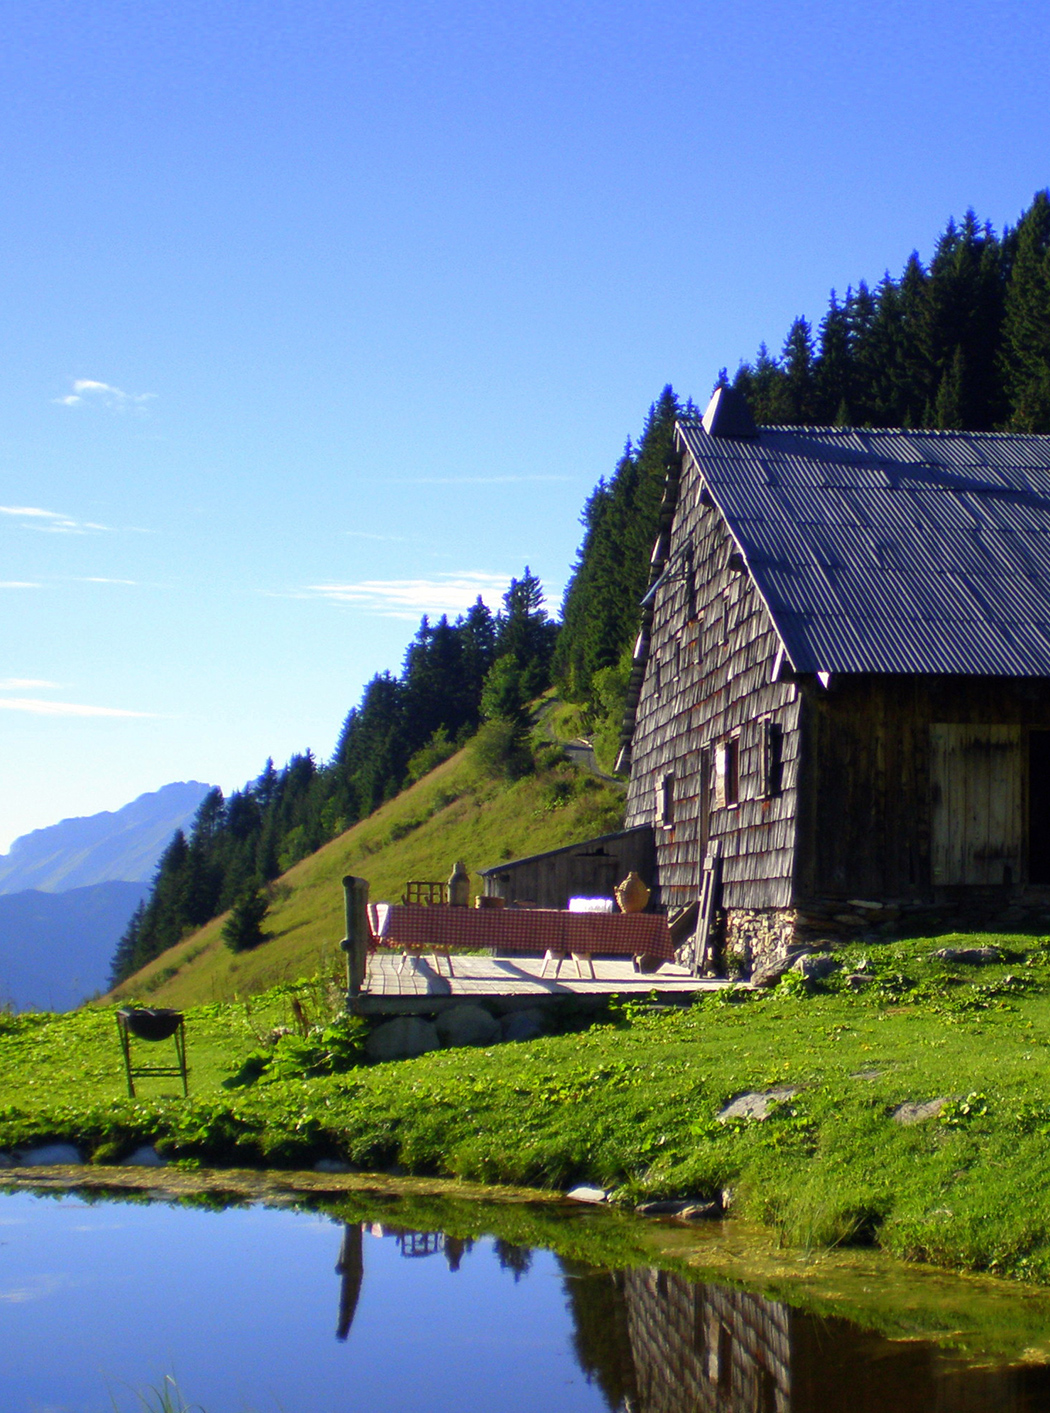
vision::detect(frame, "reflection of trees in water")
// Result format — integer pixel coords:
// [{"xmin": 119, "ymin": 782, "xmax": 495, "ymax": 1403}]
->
[
  {"xmin": 493, "ymin": 1239, "xmax": 533, "ymax": 1281},
  {"xmin": 559, "ymin": 1260, "xmax": 638, "ymax": 1413}
]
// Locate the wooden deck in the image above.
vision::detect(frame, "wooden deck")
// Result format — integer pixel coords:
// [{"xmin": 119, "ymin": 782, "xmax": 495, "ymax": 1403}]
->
[{"xmin": 354, "ymin": 951, "xmax": 732, "ymax": 1014}]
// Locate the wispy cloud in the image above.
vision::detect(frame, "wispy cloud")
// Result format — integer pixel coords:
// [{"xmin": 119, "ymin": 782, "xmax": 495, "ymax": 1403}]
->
[
  {"xmin": 304, "ymin": 572, "xmax": 509, "ymax": 619},
  {"xmin": 0, "ymin": 505, "xmax": 145, "ymax": 535},
  {"xmin": 54, "ymin": 378, "xmax": 155, "ymax": 411},
  {"xmin": 0, "ymin": 505, "xmax": 107, "ymax": 535},
  {"xmin": 0, "ymin": 698, "xmax": 156, "ymax": 718},
  {"xmin": 0, "ymin": 679, "xmax": 60, "ymax": 690},
  {"xmin": 79, "ymin": 576, "xmax": 137, "ymax": 585},
  {"xmin": 0, "ymin": 580, "xmax": 40, "ymax": 588},
  {"xmin": 0, "ymin": 1274, "xmax": 63, "ymax": 1303}
]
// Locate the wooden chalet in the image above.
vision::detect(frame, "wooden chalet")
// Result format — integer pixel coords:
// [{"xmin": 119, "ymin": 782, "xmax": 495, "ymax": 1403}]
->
[{"xmin": 617, "ymin": 386, "xmax": 1050, "ymax": 974}]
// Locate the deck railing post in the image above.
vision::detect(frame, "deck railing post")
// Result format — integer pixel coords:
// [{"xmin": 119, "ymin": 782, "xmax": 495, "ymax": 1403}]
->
[{"xmin": 341, "ymin": 875, "xmax": 370, "ymax": 998}]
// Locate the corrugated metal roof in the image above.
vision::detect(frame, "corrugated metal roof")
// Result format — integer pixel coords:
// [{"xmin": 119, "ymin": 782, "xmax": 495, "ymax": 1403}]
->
[{"xmin": 676, "ymin": 419, "xmax": 1050, "ymax": 677}]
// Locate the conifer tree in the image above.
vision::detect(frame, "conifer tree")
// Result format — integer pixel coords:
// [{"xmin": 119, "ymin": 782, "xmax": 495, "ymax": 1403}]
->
[{"xmin": 1002, "ymin": 190, "xmax": 1050, "ymax": 431}]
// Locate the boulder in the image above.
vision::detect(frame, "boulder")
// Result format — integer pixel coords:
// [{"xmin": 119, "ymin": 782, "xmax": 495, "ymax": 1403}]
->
[
  {"xmin": 19, "ymin": 1143, "xmax": 82, "ymax": 1166},
  {"xmin": 500, "ymin": 1008, "xmax": 547, "ymax": 1043},
  {"xmin": 751, "ymin": 949, "xmax": 809, "ymax": 987},
  {"xmin": 314, "ymin": 1157, "xmax": 352, "ymax": 1173},
  {"xmin": 892, "ymin": 1098, "xmax": 947, "ymax": 1125},
  {"xmin": 566, "ymin": 1185, "xmax": 608, "ymax": 1204},
  {"xmin": 365, "ymin": 1017, "xmax": 440, "ymax": 1063},
  {"xmin": 123, "ymin": 1144, "xmax": 167, "ymax": 1167},
  {"xmin": 932, "ymin": 946, "xmax": 1003, "ymax": 966},
  {"xmin": 435, "ymin": 1004, "xmax": 500, "ymax": 1049},
  {"xmin": 792, "ymin": 952, "xmax": 839, "ymax": 980},
  {"xmin": 718, "ymin": 1087, "xmax": 798, "ymax": 1122}
]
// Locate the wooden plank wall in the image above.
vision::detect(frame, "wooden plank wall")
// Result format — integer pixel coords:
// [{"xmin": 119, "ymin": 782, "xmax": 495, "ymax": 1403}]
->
[
  {"xmin": 795, "ymin": 675, "xmax": 1050, "ymax": 901},
  {"xmin": 623, "ymin": 450, "xmax": 801, "ymax": 914},
  {"xmin": 930, "ymin": 724, "xmax": 1023, "ymax": 885},
  {"xmin": 480, "ymin": 827, "xmax": 657, "ymax": 909}
]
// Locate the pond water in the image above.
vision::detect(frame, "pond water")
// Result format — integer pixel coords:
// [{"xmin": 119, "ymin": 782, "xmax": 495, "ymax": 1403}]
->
[{"xmin": 3, "ymin": 1188, "xmax": 1050, "ymax": 1412}]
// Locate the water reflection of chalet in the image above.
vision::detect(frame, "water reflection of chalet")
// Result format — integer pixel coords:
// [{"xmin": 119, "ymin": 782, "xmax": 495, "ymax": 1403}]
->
[
  {"xmin": 615, "ymin": 1265, "xmax": 1050, "ymax": 1413},
  {"xmin": 331, "ymin": 1223, "xmax": 1050, "ymax": 1410}
]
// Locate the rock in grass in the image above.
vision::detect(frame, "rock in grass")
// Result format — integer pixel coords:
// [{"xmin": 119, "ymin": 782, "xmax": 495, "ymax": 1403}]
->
[
  {"xmin": 18, "ymin": 1143, "xmax": 82, "ymax": 1166},
  {"xmin": 892, "ymin": 1098, "xmax": 947, "ymax": 1125},
  {"xmin": 314, "ymin": 1157, "xmax": 352, "ymax": 1173},
  {"xmin": 365, "ymin": 1017, "xmax": 440, "ymax": 1062},
  {"xmin": 932, "ymin": 946, "xmax": 1003, "ymax": 965},
  {"xmin": 718, "ymin": 1087, "xmax": 798, "ymax": 1122},
  {"xmin": 500, "ymin": 1008, "xmax": 547, "ymax": 1043},
  {"xmin": 566, "ymin": 1185, "xmax": 608, "ymax": 1204},
  {"xmin": 792, "ymin": 952, "xmax": 839, "ymax": 980},
  {"xmin": 123, "ymin": 1144, "xmax": 167, "ymax": 1167},
  {"xmin": 751, "ymin": 949, "xmax": 810, "ymax": 987},
  {"xmin": 435, "ymin": 1004, "xmax": 500, "ymax": 1048}
]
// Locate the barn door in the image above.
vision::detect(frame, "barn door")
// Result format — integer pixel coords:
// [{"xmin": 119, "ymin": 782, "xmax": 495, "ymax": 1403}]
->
[
  {"xmin": 1029, "ymin": 732, "xmax": 1050, "ymax": 884},
  {"xmin": 930, "ymin": 725, "xmax": 1023, "ymax": 885}
]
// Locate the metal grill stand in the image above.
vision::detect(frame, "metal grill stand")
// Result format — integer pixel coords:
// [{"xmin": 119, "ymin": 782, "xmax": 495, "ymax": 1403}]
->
[{"xmin": 116, "ymin": 1008, "xmax": 189, "ymax": 1098}]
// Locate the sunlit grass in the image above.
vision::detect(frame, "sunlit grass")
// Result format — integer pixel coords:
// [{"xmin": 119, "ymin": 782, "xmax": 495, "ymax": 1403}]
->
[{"xmin": 10, "ymin": 931, "xmax": 1050, "ymax": 1280}]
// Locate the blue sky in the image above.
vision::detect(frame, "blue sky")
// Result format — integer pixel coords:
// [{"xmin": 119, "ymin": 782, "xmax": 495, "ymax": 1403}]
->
[{"xmin": 1, "ymin": 0, "xmax": 1047, "ymax": 850}]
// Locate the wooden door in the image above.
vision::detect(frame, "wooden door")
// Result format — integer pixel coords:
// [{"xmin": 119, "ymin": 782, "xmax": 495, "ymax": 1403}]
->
[{"xmin": 930, "ymin": 724, "xmax": 1023, "ymax": 885}]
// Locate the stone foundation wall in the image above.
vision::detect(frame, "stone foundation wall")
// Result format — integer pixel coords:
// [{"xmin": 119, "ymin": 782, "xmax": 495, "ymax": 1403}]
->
[
  {"xmin": 721, "ymin": 892, "xmax": 1050, "ymax": 981},
  {"xmin": 722, "ymin": 909, "xmax": 796, "ymax": 979}
]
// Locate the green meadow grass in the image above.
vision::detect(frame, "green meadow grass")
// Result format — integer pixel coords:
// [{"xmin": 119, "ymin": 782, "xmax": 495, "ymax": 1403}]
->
[{"xmin": 10, "ymin": 932, "xmax": 1050, "ymax": 1281}]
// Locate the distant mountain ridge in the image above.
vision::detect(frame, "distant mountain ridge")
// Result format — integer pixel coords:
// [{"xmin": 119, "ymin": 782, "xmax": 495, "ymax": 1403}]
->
[
  {"xmin": 0, "ymin": 882, "xmax": 151, "ymax": 1012},
  {"xmin": 0, "ymin": 781, "xmax": 212, "ymax": 895}
]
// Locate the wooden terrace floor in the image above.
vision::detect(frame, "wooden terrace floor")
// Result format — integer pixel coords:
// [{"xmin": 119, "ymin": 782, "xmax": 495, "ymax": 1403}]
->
[{"xmin": 355, "ymin": 951, "xmax": 733, "ymax": 1014}]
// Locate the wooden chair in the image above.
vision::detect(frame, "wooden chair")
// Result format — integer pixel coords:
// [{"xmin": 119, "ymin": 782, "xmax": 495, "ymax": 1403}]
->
[{"xmin": 402, "ymin": 881, "xmax": 447, "ymax": 905}]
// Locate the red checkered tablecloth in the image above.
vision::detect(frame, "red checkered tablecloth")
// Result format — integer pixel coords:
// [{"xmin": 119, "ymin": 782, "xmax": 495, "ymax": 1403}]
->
[{"xmin": 373, "ymin": 905, "xmax": 674, "ymax": 960}]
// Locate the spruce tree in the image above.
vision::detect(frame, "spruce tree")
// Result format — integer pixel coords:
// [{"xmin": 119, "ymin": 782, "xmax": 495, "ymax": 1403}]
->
[{"xmin": 1002, "ymin": 190, "xmax": 1050, "ymax": 431}]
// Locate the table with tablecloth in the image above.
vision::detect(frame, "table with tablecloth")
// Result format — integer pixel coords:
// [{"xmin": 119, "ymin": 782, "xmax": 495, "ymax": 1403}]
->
[{"xmin": 367, "ymin": 903, "xmax": 674, "ymax": 967}]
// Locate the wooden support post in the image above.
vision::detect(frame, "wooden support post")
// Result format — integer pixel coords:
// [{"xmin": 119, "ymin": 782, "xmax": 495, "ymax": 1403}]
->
[
  {"xmin": 692, "ymin": 841, "xmax": 722, "ymax": 976},
  {"xmin": 341, "ymin": 875, "xmax": 370, "ymax": 999}
]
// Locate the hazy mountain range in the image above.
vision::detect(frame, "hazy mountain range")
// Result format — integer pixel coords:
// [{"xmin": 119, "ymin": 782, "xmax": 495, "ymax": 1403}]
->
[
  {"xmin": 0, "ymin": 781, "xmax": 211, "ymax": 1012},
  {"xmin": 0, "ymin": 781, "xmax": 211, "ymax": 895}
]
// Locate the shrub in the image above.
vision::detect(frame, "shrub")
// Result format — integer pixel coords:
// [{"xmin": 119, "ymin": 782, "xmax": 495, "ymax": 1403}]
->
[{"xmin": 221, "ymin": 888, "xmax": 270, "ymax": 953}]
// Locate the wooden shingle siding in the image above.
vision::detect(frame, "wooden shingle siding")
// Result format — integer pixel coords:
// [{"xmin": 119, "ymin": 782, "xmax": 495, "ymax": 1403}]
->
[{"xmin": 624, "ymin": 455, "xmax": 801, "ymax": 914}]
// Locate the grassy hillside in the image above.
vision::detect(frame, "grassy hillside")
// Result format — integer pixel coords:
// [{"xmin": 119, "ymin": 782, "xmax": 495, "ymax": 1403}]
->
[{"xmin": 110, "ymin": 728, "xmax": 624, "ymax": 1009}]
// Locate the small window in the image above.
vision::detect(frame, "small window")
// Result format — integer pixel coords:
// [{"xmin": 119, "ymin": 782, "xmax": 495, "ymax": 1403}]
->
[
  {"xmin": 657, "ymin": 773, "xmax": 674, "ymax": 829},
  {"xmin": 764, "ymin": 721, "xmax": 783, "ymax": 798},
  {"xmin": 684, "ymin": 547, "xmax": 697, "ymax": 620},
  {"xmin": 716, "ymin": 738, "xmax": 739, "ymax": 807}
]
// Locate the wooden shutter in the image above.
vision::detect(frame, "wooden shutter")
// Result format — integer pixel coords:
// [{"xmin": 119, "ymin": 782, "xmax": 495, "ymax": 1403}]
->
[{"xmin": 930, "ymin": 724, "xmax": 1023, "ymax": 885}]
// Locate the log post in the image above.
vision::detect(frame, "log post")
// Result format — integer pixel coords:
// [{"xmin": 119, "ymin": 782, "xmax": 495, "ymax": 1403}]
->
[{"xmin": 340, "ymin": 875, "xmax": 370, "ymax": 998}]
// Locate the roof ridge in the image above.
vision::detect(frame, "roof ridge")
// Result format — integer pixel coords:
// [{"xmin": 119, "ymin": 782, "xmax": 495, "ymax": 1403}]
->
[{"xmin": 678, "ymin": 416, "xmax": 1050, "ymax": 441}]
